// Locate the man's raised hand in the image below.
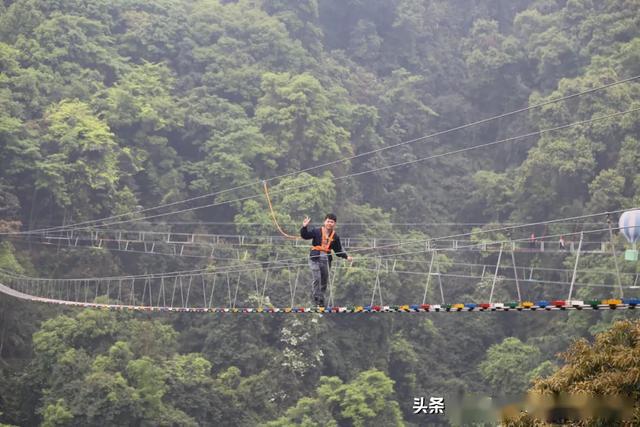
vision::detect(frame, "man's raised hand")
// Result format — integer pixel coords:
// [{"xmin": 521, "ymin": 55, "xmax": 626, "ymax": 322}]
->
[{"xmin": 302, "ymin": 216, "xmax": 311, "ymax": 227}]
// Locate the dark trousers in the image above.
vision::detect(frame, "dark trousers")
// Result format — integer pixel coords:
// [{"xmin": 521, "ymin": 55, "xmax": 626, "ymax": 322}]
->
[{"xmin": 309, "ymin": 258, "xmax": 329, "ymax": 306}]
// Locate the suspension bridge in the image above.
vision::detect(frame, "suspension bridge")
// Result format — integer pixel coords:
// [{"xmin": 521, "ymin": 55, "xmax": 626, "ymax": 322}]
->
[
  {"xmin": 2, "ymin": 223, "xmax": 638, "ymax": 314},
  {"xmin": 1, "ymin": 75, "xmax": 639, "ymax": 314},
  {"xmin": 11, "ymin": 227, "xmax": 617, "ymax": 256}
]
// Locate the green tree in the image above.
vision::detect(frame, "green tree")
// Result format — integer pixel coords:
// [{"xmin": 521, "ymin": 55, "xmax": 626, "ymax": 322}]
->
[
  {"xmin": 506, "ymin": 319, "xmax": 640, "ymax": 425},
  {"xmin": 112, "ymin": 0, "xmax": 189, "ymax": 64},
  {"xmin": 262, "ymin": 0, "xmax": 323, "ymax": 56},
  {"xmin": 469, "ymin": 170, "xmax": 517, "ymax": 221},
  {"xmin": 41, "ymin": 399, "xmax": 73, "ymax": 427},
  {"xmin": 268, "ymin": 369, "xmax": 403, "ymax": 426},
  {"xmin": 256, "ymin": 72, "xmax": 352, "ymax": 173},
  {"xmin": 0, "ymin": 0, "xmax": 45, "ymax": 43},
  {"xmin": 35, "ymin": 99, "xmax": 128, "ymax": 221},
  {"xmin": 96, "ymin": 62, "xmax": 184, "ymax": 207},
  {"xmin": 616, "ymin": 136, "xmax": 640, "ymax": 197},
  {"xmin": 28, "ymin": 309, "xmax": 228, "ymax": 425},
  {"xmin": 164, "ymin": 354, "xmax": 216, "ymax": 425},
  {"xmin": 513, "ymin": 7, "xmax": 578, "ymax": 87},
  {"xmin": 478, "ymin": 337, "xmax": 545, "ymax": 395},
  {"xmin": 462, "ymin": 19, "xmax": 524, "ymax": 107},
  {"xmin": 187, "ymin": 0, "xmax": 311, "ymax": 109},
  {"xmin": 514, "ymin": 136, "xmax": 597, "ymax": 220},
  {"xmin": 586, "ymin": 169, "xmax": 625, "ymax": 212},
  {"xmin": 182, "ymin": 91, "xmax": 268, "ymax": 196}
]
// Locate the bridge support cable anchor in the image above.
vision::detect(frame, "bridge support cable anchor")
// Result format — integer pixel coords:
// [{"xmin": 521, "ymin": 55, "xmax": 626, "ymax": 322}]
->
[
  {"xmin": 151, "ymin": 277, "xmax": 157, "ymax": 307},
  {"xmin": 225, "ymin": 273, "xmax": 232, "ymax": 308},
  {"xmin": 567, "ymin": 232, "xmax": 584, "ymax": 302},
  {"xmin": 286, "ymin": 267, "xmax": 293, "ymax": 307},
  {"xmin": 231, "ymin": 253, "xmax": 244, "ymax": 309},
  {"xmin": 201, "ymin": 275, "xmax": 208, "ymax": 308},
  {"xmin": 184, "ymin": 275, "xmax": 194, "ymax": 308},
  {"xmin": 422, "ymin": 251, "xmax": 435, "ymax": 305},
  {"xmin": 130, "ymin": 278, "xmax": 136, "ymax": 306},
  {"xmin": 141, "ymin": 277, "xmax": 147, "ymax": 306},
  {"xmin": 292, "ymin": 268, "xmax": 301, "ymax": 308},
  {"xmin": 158, "ymin": 277, "xmax": 165, "ymax": 308},
  {"xmin": 208, "ymin": 274, "xmax": 217, "ymax": 309},
  {"xmin": 287, "ymin": 267, "xmax": 295, "ymax": 308},
  {"xmin": 179, "ymin": 276, "xmax": 186, "ymax": 307},
  {"xmin": 489, "ymin": 244, "xmax": 504, "ymax": 304},
  {"xmin": 370, "ymin": 258, "xmax": 384, "ymax": 307},
  {"xmin": 170, "ymin": 276, "xmax": 178, "ymax": 308},
  {"xmin": 511, "ymin": 249, "xmax": 522, "ymax": 302},
  {"xmin": 259, "ymin": 254, "xmax": 278, "ymax": 307},
  {"xmin": 607, "ymin": 215, "xmax": 624, "ymax": 299},
  {"xmin": 328, "ymin": 262, "xmax": 339, "ymax": 307},
  {"xmin": 436, "ymin": 255, "xmax": 445, "ymax": 305},
  {"xmin": 232, "ymin": 272, "xmax": 241, "ymax": 309},
  {"xmin": 147, "ymin": 277, "xmax": 153, "ymax": 307}
]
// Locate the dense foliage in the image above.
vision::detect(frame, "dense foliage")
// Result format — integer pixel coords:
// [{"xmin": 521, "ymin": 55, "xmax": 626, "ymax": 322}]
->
[
  {"xmin": 1, "ymin": 0, "xmax": 639, "ymax": 425},
  {"xmin": 505, "ymin": 319, "xmax": 640, "ymax": 425}
]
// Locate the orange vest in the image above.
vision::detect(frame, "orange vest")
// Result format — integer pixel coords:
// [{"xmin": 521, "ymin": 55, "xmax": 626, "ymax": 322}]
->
[{"xmin": 312, "ymin": 227, "xmax": 335, "ymax": 253}]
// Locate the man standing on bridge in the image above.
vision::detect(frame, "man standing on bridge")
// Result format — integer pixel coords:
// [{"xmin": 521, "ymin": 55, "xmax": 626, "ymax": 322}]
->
[{"xmin": 301, "ymin": 213, "xmax": 352, "ymax": 307}]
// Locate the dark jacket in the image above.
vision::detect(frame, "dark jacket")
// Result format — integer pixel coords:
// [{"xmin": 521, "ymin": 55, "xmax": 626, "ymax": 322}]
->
[{"xmin": 300, "ymin": 225, "xmax": 348, "ymax": 263}]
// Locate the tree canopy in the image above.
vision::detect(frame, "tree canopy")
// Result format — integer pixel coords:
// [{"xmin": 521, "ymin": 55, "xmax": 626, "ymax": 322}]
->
[{"xmin": 1, "ymin": 0, "xmax": 640, "ymax": 424}]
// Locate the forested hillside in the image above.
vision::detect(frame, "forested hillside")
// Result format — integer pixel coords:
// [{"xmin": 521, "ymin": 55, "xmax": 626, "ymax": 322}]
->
[{"xmin": 1, "ymin": 0, "xmax": 639, "ymax": 425}]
